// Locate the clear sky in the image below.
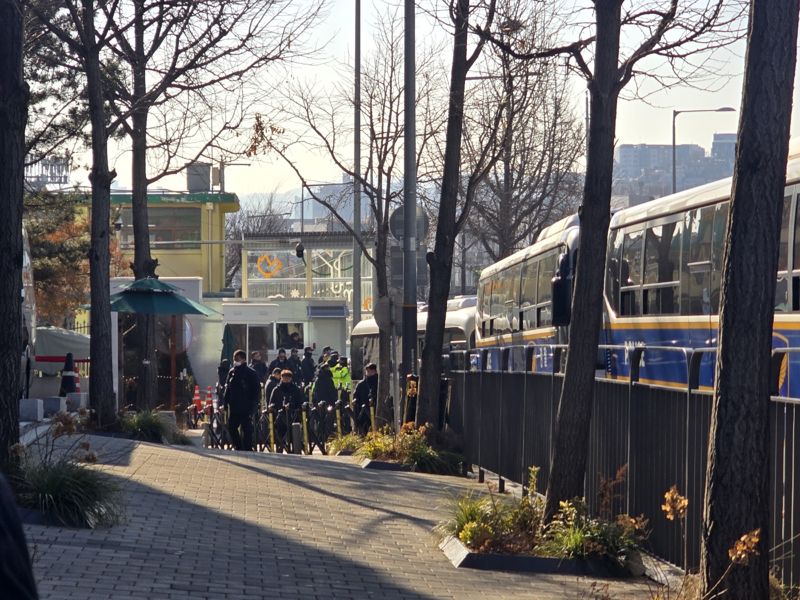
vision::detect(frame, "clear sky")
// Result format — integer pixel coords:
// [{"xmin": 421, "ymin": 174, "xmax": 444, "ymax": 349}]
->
[{"xmin": 98, "ymin": 0, "xmax": 800, "ymax": 200}]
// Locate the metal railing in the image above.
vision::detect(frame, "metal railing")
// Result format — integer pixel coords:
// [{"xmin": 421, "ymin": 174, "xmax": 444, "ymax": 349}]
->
[{"xmin": 445, "ymin": 343, "xmax": 800, "ymax": 588}]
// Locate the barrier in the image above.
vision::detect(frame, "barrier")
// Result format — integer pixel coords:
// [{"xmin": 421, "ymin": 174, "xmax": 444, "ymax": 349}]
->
[{"xmin": 446, "ymin": 344, "xmax": 800, "ymax": 588}]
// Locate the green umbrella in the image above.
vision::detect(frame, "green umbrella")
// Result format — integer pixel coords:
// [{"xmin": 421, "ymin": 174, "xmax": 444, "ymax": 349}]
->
[
  {"xmin": 220, "ymin": 323, "xmax": 237, "ymax": 365},
  {"xmin": 110, "ymin": 278, "xmax": 216, "ymax": 316},
  {"xmin": 110, "ymin": 277, "xmax": 216, "ymax": 409}
]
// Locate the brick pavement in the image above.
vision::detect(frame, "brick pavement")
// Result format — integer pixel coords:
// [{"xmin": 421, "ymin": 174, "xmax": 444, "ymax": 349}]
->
[{"xmin": 25, "ymin": 436, "xmax": 654, "ymax": 599}]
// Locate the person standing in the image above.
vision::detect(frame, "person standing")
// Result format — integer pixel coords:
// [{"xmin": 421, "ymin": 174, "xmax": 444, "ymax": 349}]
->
[
  {"xmin": 249, "ymin": 351, "xmax": 268, "ymax": 384},
  {"xmin": 269, "ymin": 370, "xmax": 305, "ymax": 421},
  {"xmin": 287, "ymin": 348, "xmax": 303, "ymax": 384},
  {"xmin": 353, "ymin": 363, "xmax": 378, "ymax": 435},
  {"xmin": 222, "ymin": 349, "xmax": 261, "ymax": 451},
  {"xmin": 300, "ymin": 347, "xmax": 316, "ymax": 386},
  {"xmin": 265, "ymin": 368, "xmax": 282, "ymax": 407},
  {"xmin": 269, "ymin": 348, "xmax": 290, "ymax": 373},
  {"xmin": 310, "ymin": 363, "xmax": 338, "ymax": 405},
  {"xmin": 333, "ymin": 355, "xmax": 352, "ymax": 395}
]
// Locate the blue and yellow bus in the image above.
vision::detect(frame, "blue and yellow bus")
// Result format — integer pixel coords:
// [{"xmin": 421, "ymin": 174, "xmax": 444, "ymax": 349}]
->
[{"xmin": 476, "ymin": 145, "xmax": 800, "ymax": 396}]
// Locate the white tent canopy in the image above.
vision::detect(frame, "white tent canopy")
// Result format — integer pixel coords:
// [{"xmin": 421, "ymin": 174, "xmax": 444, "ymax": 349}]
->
[{"xmin": 34, "ymin": 326, "xmax": 90, "ymax": 375}]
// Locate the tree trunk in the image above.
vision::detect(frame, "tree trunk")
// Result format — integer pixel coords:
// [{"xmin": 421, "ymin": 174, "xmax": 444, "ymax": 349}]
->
[
  {"xmin": 130, "ymin": 0, "xmax": 159, "ymax": 410},
  {"xmin": 83, "ymin": 0, "xmax": 116, "ymax": 427},
  {"xmin": 701, "ymin": 2, "xmax": 798, "ymax": 597},
  {"xmin": 417, "ymin": 0, "xmax": 470, "ymax": 427},
  {"xmin": 543, "ymin": 0, "xmax": 621, "ymax": 521},
  {"xmin": 0, "ymin": 0, "xmax": 28, "ymax": 466},
  {"xmin": 374, "ymin": 238, "xmax": 392, "ymax": 426}
]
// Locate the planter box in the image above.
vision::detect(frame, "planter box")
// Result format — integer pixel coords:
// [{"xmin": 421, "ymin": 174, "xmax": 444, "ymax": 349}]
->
[
  {"xmin": 19, "ymin": 398, "xmax": 43, "ymax": 422},
  {"xmin": 439, "ymin": 535, "xmax": 630, "ymax": 578},
  {"xmin": 360, "ymin": 458, "xmax": 412, "ymax": 472},
  {"xmin": 42, "ymin": 397, "xmax": 67, "ymax": 417},
  {"xmin": 66, "ymin": 392, "xmax": 88, "ymax": 411}
]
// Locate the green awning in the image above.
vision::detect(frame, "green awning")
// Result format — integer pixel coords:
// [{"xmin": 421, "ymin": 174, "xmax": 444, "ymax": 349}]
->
[{"xmin": 110, "ymin": 278, "xmax": 217, "ymax": 316}]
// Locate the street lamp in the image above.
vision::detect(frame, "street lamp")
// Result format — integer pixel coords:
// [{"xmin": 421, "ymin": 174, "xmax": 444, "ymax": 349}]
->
[{"xmin": 672, "ymin": 106, "xmax": 736, "ymax": 194}]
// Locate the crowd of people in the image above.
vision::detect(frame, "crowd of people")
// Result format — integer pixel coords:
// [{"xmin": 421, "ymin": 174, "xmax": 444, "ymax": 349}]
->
[{"xmin": 216, "ymin": 346, "xmax": 378, "ymax": 451}]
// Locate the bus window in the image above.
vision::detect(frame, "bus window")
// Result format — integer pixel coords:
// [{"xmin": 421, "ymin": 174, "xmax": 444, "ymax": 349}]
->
[
  {"xmin": 710, "ymin": 202, "xmax": 729, "ymax": 314},
  {"xmin": 776, "ymin": 195, "xmax": 791, "ymax": 311},
  {"xmin": 682, "ymin": 206, "xmax": 715, "ymax": 315},
  {"xmin": 508, "ymin": 263, "xmax": 522, "ymax": 332},
  {"xmin": 643, "ymin": 220, "xmax": 681, "ymax": 315},
  {"xmin": 520, "ymin": 258, "xmax": 538, "ymax": 329},
  {"xmin": 537, "ymin": 252, "xmax": 556, "ymax": 327},
  {"xmin": 605, "ymin": 229, "xmax": 623, "ymax": 313},
  {"xmin": 479, "ymin": 279, "xmax": 492, "ymax": 336},
  {"xmin": 620, "ymin": 228, "xmax": 643, "ymax": 316}
]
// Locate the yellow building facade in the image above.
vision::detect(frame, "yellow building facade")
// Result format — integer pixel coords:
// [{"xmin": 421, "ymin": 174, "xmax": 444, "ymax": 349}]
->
[{"xmin": 112, "ymin": 192, "xmax": 239, "ymax": 293}]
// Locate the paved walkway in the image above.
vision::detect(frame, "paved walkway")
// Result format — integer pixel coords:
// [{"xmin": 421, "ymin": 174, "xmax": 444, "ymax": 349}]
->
[{"xmin": 25, "ymin": 436, "xmax": 653, "ymax": 599}]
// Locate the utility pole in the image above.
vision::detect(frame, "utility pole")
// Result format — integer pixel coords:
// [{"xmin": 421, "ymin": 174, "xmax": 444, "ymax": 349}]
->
[
  {"xmin": 402, "ymin": 0, "xmax": 417, "ymax": 377},
  {"xmin": 352, "ymin": 0, "xmax": 362, "ymax": 327}
]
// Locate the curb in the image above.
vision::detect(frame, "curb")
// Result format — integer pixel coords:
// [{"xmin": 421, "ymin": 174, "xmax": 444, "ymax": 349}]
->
[
  {"xmin": 438, "ymin": 535, "xmax": 630, "ymax": 578},
  {"xmin": 359, "ymin": 458, "xmax": 412, "ymax": 471}
]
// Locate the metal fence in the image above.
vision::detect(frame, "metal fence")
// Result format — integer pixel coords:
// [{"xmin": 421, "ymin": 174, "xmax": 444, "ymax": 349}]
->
[{"xmin": 446, "ymin": 345, "xmax": 800, "ymax": 587}]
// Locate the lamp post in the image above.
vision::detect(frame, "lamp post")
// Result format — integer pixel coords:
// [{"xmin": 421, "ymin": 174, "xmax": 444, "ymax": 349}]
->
[
  {"xmin": 353, "ymin": 0, "xmax": 362, "ymax": 327},
  {"xmin": 672, "ymin": 106, "xmax": 736, "ymax": 194}
]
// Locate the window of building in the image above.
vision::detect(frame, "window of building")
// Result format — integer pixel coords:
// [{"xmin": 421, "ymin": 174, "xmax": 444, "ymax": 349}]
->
[
  {"xmin": 120, "ymin": 207, "xmax": 201, "ymax": 249},
  {"xmin": 276, "ymin": 323, "xmax": 304, "ymax": 350}
]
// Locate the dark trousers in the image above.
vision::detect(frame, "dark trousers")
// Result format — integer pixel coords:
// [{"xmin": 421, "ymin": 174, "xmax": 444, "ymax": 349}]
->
[{"xmin": 228, "ymin": 409, "xmax": 254, "ymax": 451}]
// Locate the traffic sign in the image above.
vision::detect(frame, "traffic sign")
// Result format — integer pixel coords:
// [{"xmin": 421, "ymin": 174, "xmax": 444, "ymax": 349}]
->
[{"xmin": 389, "ymin": 206, "xmax": 430, "ymax": 241}]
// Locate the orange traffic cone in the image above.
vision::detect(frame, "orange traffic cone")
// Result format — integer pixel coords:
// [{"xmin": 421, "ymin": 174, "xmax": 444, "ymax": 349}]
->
[
  {"xmin": 193, "ymin": 385, "xmax": 202, "ymax": 411},
  {"xmin": 205, "ymin": 386, "xmax": 214, "ymax": 408}
]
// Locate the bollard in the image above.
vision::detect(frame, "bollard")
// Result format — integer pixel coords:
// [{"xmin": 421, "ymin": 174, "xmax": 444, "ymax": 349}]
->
[
  {"xmin": 369, "ymin": 401, "xmax": 377, "ymax": 435},
  {"xmin": 291, "ymin": 423, "xmax": 303, "ymax": 454},
  {"xmin": 301, "ymin": 403, "xmax": 310, "ymax": 455},
  {"xmin": 268, "ymin": 407, "xmax": 276, "ymax": 453},
  {"xmin": 335, "ymin": 401, "xmax": 343, "ymax": 438}
]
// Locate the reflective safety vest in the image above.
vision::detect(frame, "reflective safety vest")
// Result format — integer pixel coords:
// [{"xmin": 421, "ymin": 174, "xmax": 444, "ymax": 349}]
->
[{"xmin": 332, "ymin": 364, "xmax": 352, "ymax": 392}]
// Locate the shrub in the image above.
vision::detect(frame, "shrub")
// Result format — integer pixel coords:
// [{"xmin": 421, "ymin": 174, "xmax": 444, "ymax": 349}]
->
[
  {"xmin": 356, "ymin": 429, "xmax": 396, "ymax": 460},
  {"xmin": 328, "ymin": 432, "xmax": 363, "ymax": 455},
  {"xmin": 10, "ymin": 425, "xmax": 124, "ymax": 529},
  {"xmin": 435, "ymin": 492, "xmax": 494, "ymax": 541},
  {"xmin": 120, "ymin": 410, "xmax": 188, "ymax": 445},
  {"xmin": 14, "ymin": 458, "xmax": 123, "ymax": 528}
]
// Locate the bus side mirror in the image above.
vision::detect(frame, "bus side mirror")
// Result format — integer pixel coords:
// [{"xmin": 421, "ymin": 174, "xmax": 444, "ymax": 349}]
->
[{"xmin": 552, "ymin": 275, "xmax": 571, "ymax": 326}]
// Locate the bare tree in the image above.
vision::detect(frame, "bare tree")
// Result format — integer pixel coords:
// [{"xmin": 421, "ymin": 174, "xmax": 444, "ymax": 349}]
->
[
  {"xmin": 475, "ymin": 0, "xmax": 744, "ymax": 520},
  {"xmin": 463, "ymin": 45, "xmax": 583, "ymax": 261},
  {"xmin": 27, "ymin": 0, "xmax": 119, "ymax": 426},
  {"xmin": 250, "ymin": 10, "xmax": 446, "ymax": 424},
  {"xmin": 94, "ymin": 0, "xmax": 320, "ymax": 408},
  {"xmin": 416, "ymin": 0, "xmax": 504, "ymax": 426},
  {"xmin": 0, "ymin": 0, "xmax": 28, "ymax": 464},
  {"xmin": 224, "ymin": 194, "xmax": 287, "ymax": 288},
  {"xmin": 701, "ymin": 2, "xmax": 798, "ymax": 597}
]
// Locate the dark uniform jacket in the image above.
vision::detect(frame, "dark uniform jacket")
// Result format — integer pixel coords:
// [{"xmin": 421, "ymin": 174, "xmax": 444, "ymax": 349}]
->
[
  {"xmin": 268, "ymin": 357, "xmax": 290, "ymax": 373},
  {"xmin": 300, "ymin": 354, "xmax": 316, "ymax": 384},
  {"xmin": 269, "ymin": 381, "xmax": 305, "ymax": 413},
  {"xmin": 311, "ymin": 368, "xmax": 338, "ymax": 405},
  {"xmin": 265, "ymin": 376, "xmax": 281, "ymax": 406},
  {"xmin": 353, "ymin": 374, "xmax": 378, "ymax": 410},
  {"xmin": 223, "ymin": 363, "xmax": 261, "ymax": 414}
]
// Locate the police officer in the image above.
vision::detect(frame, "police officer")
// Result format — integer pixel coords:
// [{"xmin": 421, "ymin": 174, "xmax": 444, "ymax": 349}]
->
[
  {"xmin": 353, "ymin": 363, "xmax": 378, "ymax": 435},
  {"xmin": 311, "ymin": 363, "xmax": 338, "ymax": 405},
  {"xmin": 269, "ymin": 348, "xmax": 290, "ymax": 373},
  {"xmin": 300, "ymin": 346, "xmax": 316, "ymax": 385},
  {"xmin": 269, "ymin": 369, "xmax": 305, "ymax": 422},
  {"xmin": 333, "ymin": 355, "xmax": 352, "ymax": 394},
  {"xmin": 287, "ymin": 348, "xmax": 303, "ymax": 384},
  {"xmin": 265, "ymin": 367, "xmax": 282, "ymax": 407},
  {"xmin": 222, "ymin": 349, "xmax": 261, "ymax": 450}
]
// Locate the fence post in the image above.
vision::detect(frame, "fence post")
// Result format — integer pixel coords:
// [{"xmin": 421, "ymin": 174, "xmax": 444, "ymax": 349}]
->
[
  {"xmin": 626, "ymin": 346, "xmax": 644, "ymax": 517},
  {"xmin": 478, "ymin": 349, "xmax": 489, "ymax": 483},
  {"xmin": 521, "ymin": 345, "xmax": 536, "ymax": 494}
]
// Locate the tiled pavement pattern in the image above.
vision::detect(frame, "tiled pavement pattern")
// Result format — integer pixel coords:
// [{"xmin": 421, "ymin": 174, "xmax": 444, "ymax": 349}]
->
[{"xmin": 25, "ymin": 436, "xmax": 653, "ymax": 599}]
